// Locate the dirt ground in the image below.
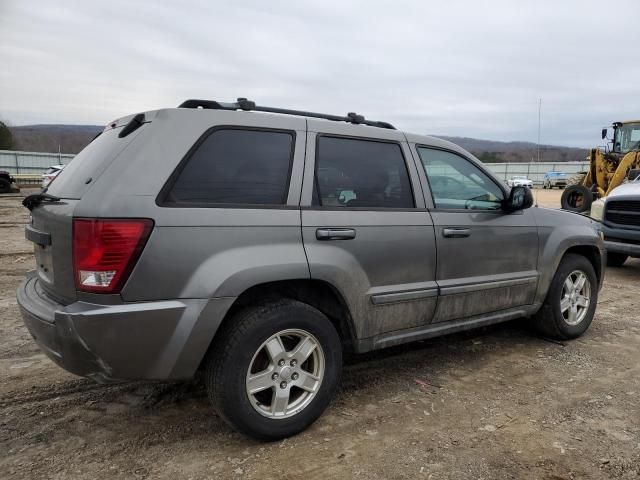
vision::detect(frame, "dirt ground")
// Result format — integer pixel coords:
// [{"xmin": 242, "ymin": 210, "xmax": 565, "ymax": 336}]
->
[{"xmin": 2, "ymin": 189, "xmax": 640, "ymax": 479}]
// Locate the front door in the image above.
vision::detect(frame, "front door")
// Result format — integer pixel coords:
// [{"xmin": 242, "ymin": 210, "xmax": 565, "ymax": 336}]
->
[
  {"xmin": 301, "ymin": 122, "xmax": 438, "ymax": 340},
  {"xmin": 413, "ymin": 145, "xmax": 539, "ymax": 323}
]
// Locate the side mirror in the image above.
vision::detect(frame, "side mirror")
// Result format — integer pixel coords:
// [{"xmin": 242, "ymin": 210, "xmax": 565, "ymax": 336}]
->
[
  {"xmin": 503, "ymin": 185, "xmax": 534, "ymax": 212},
  {"xmin": 601, "ymin": 128, "xmax": 608, "ymax": 140}
]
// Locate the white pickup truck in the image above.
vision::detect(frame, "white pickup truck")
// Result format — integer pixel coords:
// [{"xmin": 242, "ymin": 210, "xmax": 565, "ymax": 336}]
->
[{"xmin": 591, "ymin": 177, "xmax": 640, "ymax": 266}]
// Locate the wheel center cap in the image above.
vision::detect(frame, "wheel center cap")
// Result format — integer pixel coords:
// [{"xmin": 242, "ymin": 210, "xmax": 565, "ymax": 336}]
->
[{"xmin": 279, "ymin": 366, "xmax": 293, "ymax": 381}]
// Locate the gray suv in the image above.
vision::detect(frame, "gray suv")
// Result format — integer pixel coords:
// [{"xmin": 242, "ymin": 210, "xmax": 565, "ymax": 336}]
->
[{"xmin": 18, "ymin": 98, "xmax": 605, "ymax": 440}]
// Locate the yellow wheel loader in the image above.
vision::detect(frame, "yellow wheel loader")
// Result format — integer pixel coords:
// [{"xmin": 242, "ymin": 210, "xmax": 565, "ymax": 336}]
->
[{"xmin": 561, "ymin": 121, "xmax": 640, "ymax": 213}]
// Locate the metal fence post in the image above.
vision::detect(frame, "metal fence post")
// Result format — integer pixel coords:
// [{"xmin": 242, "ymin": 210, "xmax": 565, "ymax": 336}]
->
[{"xmin": 14, "ymin": 151, "xmax": 20, "ymax": 174}]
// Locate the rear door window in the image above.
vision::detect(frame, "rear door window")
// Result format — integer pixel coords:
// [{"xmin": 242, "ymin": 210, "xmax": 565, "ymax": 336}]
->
[
  {"xmin": 314, "ymin": 136, "xmax": 414, "ymax": 208},
  {"xmin": 164, "ymin": 128, "xmax": 294, "ymax": 206}
]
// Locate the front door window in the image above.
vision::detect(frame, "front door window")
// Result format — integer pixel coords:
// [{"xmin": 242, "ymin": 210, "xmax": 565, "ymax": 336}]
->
[{"xmin": 417, "ymin": 147, "xmax": 503, "ymax": 210}]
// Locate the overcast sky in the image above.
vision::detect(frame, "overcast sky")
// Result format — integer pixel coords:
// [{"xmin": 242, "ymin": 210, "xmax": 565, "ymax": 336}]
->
[{"xmin": 1, "ymin": 0, "xmax": 639, "ymax": 147}]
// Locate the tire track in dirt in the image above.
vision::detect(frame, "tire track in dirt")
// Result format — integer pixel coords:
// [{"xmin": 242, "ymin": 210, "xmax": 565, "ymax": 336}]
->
[
  {"xmin": 0, "ymin": 378, "xmax": 205, "ymax": 410},
  {"xmin": 0, "ymin": 379, "xmax": 131, "ymax": 407},
  {"xmin": 0, "ymin": 252, "xmax": 32, "ymax": 258}
]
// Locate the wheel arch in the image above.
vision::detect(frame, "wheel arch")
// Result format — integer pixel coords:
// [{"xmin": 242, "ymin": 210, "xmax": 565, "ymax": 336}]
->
[
  {"xmin": 196, "ymin": 279, "xmax": 357, "ymax": 373},
  {"xmin": 563, "ymin": 245, "xmax": 603, "ymax": 285},
  {"xmin": 535, "ymin": 237, "xmax": 604, "ymax": 306}
]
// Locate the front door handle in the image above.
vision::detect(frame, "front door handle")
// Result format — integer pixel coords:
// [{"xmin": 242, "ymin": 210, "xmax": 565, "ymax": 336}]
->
[
  {"xmin": 316, "ymin": 228, "xmax": 357, "ymax": 240},
  {"xmin": 443, "ymin": 227, "xmax": 471, "ymax": 238}
]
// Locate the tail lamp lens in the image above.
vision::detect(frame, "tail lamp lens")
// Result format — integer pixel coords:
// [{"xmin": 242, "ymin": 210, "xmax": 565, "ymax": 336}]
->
[{"xmin": 72, "ymin": 218, "xmax": 154, "ymax": 293}]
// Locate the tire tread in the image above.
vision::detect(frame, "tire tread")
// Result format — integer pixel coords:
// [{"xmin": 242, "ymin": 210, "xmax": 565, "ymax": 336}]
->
[
  {"xmin": 533, "ymin": 253, "xmax": 598, "ymax": 340},
  {"xmin": 203, "ymin": 298, "xmax": 341, "ymax": 440}
]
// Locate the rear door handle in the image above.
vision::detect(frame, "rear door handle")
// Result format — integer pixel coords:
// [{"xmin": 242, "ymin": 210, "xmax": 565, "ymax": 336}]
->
[
  {"xmin": 316, "ymin": 228, "xmax": 356, "ymax": 240},
  {"xmin": 442, "ymin": 227, "xmax": 471, "ymax": 238}
]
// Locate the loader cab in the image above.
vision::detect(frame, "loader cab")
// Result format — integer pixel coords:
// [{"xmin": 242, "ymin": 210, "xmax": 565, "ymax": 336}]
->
[{"xmin": 606, "ymin": 121, "xmax": 640, "ymax": 154}]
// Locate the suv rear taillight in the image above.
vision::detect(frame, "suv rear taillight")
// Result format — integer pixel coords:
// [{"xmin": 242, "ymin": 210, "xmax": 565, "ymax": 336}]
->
[{"xmin": 73, "ymin": 218, "xmax": 154, "ymax": 293}]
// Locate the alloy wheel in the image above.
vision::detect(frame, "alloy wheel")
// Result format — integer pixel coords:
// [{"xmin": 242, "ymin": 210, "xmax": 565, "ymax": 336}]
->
[
  {"xmin": 560, "ymin": 270, "xmax": 591, "ymax": 326},
  {"xmin": 245, "ymin": 329, "xmax": 325, "ymax": 419}
]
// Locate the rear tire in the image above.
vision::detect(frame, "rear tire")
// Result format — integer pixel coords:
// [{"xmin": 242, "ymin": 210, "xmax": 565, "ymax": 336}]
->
[
  {"xmin": 606, "ymin": 252, "xmax": 628, "ymax": 267},
  {"xmin": 204, "ymin": 299, "xmax": 342, "ymax": 440},
  {"xmin": 0, "ymin": 178, "xmax": 10, "ymax": 194},
  {"xmin": 561, "ymin": 185, "xmax": 593, "ymax": 213},
  {"xmin": 533, "ymin": 253, "xmax": 598, "ymax": 340}
]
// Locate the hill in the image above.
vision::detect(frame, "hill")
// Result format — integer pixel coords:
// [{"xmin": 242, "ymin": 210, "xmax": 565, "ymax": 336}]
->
[
  {"xmin": 9, "ymin": 124, "xmax": 102, "ymax": 154},
  {"xmin": 436, "ymin": 136, "xmax": 588, "ymax": 163},
  {"xmin": 5, "ymin": 125, "xmax": 589, "ymax": 163}
]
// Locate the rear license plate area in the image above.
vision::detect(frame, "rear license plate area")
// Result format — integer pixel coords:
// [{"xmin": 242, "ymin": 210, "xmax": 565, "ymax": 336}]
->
[{"xmin": 34, "ymin": 244, "xmax": 55, "ymax": 283}]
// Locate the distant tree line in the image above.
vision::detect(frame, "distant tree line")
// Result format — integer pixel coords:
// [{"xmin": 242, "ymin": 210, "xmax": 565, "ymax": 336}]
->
[
  {"xmin": 0, "ymin": 122, "xmax": 13, "ymax": 150},
  {"xmin": 1, "ymin": 125, "xmax": 102, "ymax": 154}
]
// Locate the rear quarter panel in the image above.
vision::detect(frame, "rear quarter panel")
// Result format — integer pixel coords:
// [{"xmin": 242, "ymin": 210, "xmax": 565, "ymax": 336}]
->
[{"xmin": 75, "ymin": 109, "xmax": 310, "ymax": 302}]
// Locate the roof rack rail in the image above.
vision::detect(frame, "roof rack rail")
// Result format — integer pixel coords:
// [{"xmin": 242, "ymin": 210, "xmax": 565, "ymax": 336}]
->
[{"xmin": 178, "ymin": 98, "xmax": 396, "ymax": 130}]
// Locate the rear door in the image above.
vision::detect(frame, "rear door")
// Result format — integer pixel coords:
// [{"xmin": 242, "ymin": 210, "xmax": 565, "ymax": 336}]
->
[
  {"xmin": 412, "ymin": 145, "xmax": 539, "ymax": 323},
  {"xmin": 301, "ymin": 121, "xmax": 437, "ymax": 340}
]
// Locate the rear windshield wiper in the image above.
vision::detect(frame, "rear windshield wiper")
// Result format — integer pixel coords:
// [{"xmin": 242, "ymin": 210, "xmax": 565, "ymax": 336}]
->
[{"xmin": 22, "ymin": 192, "xmax": 61, "ymax": 211}]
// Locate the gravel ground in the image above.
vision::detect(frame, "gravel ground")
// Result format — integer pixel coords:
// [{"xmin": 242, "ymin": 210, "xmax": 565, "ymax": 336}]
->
[{"xmin": 1, "ymin": 189, "xmax": 640, "ymax": 479}]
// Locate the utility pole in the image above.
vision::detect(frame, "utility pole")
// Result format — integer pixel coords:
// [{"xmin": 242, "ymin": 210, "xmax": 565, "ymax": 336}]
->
[
  {"xmin": 534, "ymin": 98, "xmax": 542, "ymax": 204},
  {"xmin": 537, "ymin": 98, "xmax": 542, "ymax": 164}
]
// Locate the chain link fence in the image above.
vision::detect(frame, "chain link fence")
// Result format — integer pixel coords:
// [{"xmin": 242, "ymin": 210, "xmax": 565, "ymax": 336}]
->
[
  {"xmin": 2, "ymin": 149, "xmax": 590, "ymax": 188},
  {"xmin": 483, "ymin": 161, "xmax": 589, "ymax": 186},
  {"xmin": 0, "ymin": 150, "xmax": 75, "ymax": 186}
]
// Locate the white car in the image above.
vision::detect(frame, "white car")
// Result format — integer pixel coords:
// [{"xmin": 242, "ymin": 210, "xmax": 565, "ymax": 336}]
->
[
  {"xmin": 42, "ymin": 165, "xmax": 65, "ymax": 188},
  {"xmin": 507, "ymin": 175, "xmax": 533, "ymax": 188}
]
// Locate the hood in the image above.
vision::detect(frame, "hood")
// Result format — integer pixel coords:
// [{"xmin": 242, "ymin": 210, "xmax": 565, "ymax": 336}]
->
[{"xmin": 607, "ymin": 182, "xmax": 640, "ymax": 198}]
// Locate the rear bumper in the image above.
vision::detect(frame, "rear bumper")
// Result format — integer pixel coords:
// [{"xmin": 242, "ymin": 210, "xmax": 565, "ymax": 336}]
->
[
  {"xmin": 602, "ymin": 225, "xmax": 640, "ymax": 257},
  {"xmin": 17, "ymin": 271, "xmax": 234, "ymax": 382}
]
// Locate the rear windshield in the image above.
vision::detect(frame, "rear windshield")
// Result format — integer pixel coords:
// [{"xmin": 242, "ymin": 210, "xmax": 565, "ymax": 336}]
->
[{"xmin": 46, "ymin": 126, "xmax": 141, "ymax": 199}]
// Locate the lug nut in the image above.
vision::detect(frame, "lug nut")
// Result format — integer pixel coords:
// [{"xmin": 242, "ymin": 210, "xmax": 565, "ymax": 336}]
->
[
  {"xmin": 272, "ymin": 372, "xmax": 279, "ymax": 380},
  {"xmin": 280, "ymin": 381, "xmax": 287, "ymax": 389},
  {"xmin": 291, "ymin": 372, "xmax": 299, "ymax": 380},
  {"xmin": 290, "ymin": 359, "xmax": 297, "ymax": 367},
  {"xmin": 278, "ymin": 359, "xmax": 285, "ymax": 367}
]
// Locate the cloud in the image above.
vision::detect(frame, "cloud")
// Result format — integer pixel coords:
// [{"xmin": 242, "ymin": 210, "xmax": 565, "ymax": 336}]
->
[{"xmin": 1, "ymin": 0, "xmax": 639, "ymax": 146}]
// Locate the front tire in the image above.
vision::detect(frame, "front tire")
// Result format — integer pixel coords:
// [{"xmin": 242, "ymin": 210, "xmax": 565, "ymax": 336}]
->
[
  {"xmin": 204, "ymin": 299, "xmax": 342, "ymax": 440},
  {"xmin": 533, "ymin": 253, "xmax": 598, "ymax": 340},
  {"xmin": 606, "ymin": 252, "xmax": 628, "ymax": 267}
]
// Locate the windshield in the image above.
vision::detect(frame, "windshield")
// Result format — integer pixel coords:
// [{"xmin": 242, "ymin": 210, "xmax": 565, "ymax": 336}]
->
[{"xmin": 614, "ymin": 123, "xmax": 640, "ymax": 153}]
